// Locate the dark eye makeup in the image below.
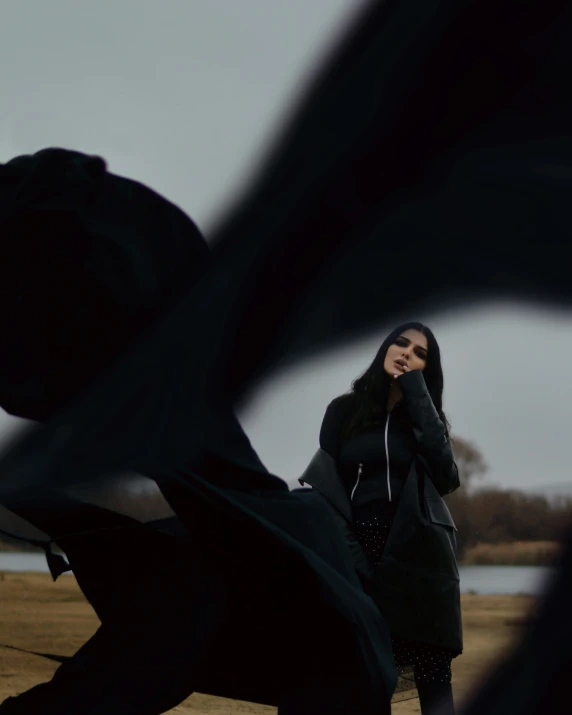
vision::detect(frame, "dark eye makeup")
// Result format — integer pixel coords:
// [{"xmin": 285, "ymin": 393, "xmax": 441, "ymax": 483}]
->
[{"xmin": 394, "ymin": 337, "xmax": 427, "ymax": 361}]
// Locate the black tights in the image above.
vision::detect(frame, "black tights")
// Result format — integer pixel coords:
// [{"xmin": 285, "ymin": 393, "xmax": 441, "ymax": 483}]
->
[{"xmin": 417, "ymin": 680, "xmax": 455, "ymax": 715}]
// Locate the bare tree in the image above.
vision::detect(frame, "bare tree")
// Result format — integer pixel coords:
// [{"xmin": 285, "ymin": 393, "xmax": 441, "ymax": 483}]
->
[
  {"xmin": 450, "ymin": 435, "xmax": 487, "ymax": 490},
  {"xmin": 447, "ymin": 436, "xmax": 488, "ymax": 557}
]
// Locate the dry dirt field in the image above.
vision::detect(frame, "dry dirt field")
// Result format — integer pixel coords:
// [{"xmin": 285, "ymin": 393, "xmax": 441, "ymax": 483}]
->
[{"xmin": 0, "ymin": 572, "xmax": 535, "ymax": 713}]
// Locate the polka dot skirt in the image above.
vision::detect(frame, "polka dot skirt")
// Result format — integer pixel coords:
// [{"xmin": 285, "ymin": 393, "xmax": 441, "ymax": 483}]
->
[
  {"xmin": 354, "ymin": 514, "xmax": 453, "ymax": 685},
  {"xmin": 354, "ymin": 514, "xmax": 392, "ymax": 568}
]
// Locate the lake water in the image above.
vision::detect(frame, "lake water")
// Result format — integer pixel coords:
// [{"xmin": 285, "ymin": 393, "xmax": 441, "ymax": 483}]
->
[
  {"xmin": 0, "ymin": 552, "xmax": 59, "ymax": 574},
  {"xmin": 458, "ymin": 565, "xmax": 556, "ymax": 596},
  {"xmin": 0, "ymin": 553, "xmax": 558, "ymax": 596}
]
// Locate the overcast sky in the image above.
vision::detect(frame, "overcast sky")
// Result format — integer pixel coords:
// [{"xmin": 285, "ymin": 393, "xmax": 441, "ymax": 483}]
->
[{"xmin": 1, "ymin": 0, "xmax": 571, "ymax": 493}]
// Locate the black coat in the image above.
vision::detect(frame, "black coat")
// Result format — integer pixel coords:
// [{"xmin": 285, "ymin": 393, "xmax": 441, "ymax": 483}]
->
[{"xmin": 300, "ymin": 369, "xmax": 463, "ymax": 654}]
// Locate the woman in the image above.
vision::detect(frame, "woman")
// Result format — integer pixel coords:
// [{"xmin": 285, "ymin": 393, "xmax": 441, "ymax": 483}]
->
[{"xmin": 300, "ymin": 322, "xmax": 462, "ymax": 715}]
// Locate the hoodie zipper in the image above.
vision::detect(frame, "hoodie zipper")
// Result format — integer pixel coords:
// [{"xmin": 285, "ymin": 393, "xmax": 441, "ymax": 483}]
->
[
  {"xmin": 384, "ymin": 411, "xmax": 392, "ymax": 502},
  {"xmin": 350, "ymin": 406, "xmax": 394, "ymax": 502},
  {"xmin": 350, "ymin": 463, "xmax": 363, "ymax": 501}
]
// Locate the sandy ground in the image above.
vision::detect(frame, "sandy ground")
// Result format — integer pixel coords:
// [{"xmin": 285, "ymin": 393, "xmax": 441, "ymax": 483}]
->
[{"xmin": 0, "ymin": 572, "xmax": 535, "ymax": 713}]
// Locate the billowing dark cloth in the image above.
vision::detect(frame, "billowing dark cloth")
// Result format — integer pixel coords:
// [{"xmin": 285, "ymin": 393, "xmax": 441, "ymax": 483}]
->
[
  {"xmin": 304, "ymin": 370, "xmax": 462, "ymax": 653},
  {"xmin": 0, "ymin": 149, "xmax": 396, "ymax": 712},
  {"xmin": 0, "ymin": 513, "xmax": 389, "ymax": 715},
  {"xmin": 0, "ymin": 524, "xmax": 232, "ymax": 715},
  {"xmin": 0, "ymin": 479, "xmax": 396, "ymax": 712},
  {"xmin": 0, "ymin": 0, "xmax": 570, "ymax": 712},
  {"xmin": 0, "ymin": 148, "xmax": 210, "ymax": 421}
]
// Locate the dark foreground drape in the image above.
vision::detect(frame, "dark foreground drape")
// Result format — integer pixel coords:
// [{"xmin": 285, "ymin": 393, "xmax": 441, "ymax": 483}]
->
[
  {"xmin": 0, "ymin": 149, "xmax": 396, "ymax": 711},
  {"xmin": 0, "ymin": 0, "xmax": 572, "ymax": 712}
]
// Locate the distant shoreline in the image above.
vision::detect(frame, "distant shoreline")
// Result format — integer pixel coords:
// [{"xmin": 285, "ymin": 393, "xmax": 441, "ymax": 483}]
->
[{"xmin": 0, "ymin": 538, "xmax": 42, "ymax": 553}]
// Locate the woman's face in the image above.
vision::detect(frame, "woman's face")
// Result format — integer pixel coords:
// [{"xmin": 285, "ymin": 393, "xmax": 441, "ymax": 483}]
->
[{"xmin": 383, "ymin": 328, "xmax": 428, "ymax": 377}]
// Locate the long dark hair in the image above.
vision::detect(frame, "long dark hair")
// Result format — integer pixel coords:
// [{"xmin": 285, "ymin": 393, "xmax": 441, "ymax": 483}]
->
[{"xmin": 339, "ymin": 322, "xmax": 450, "ymax": 442}]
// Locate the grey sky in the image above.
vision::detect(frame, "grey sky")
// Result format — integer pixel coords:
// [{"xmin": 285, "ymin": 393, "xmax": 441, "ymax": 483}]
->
[{"xmin": 1, "ymin": 1, "xmax": 571, "ymax": 493}]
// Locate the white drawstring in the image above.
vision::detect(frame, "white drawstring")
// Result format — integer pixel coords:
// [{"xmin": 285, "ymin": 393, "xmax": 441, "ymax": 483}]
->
[
  {"xmin": 385, "ymin": 412, "xmax": 392, "ymax": 502},
  {"xmin": 350, "ymin": 463, "xmax": 363, "ymax": 501}
]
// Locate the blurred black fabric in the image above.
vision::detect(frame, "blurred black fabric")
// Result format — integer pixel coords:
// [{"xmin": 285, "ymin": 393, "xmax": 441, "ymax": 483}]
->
[
  {"xmin": 0, "ymin": 149, "xmax": 395, "ymax": 712},
  {"xmin": 0, "ymin": 148, "xmax": 210, "ymax": 421},
  {"xmin": 0, "ymin": 0, "xmax": 571, "ymax": 712}
]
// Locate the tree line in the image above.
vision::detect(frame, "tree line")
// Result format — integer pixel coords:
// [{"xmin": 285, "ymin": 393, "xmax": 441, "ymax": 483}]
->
[{"xmin": 447, "ymin": 436, "xmax": 572, "ymax": 558}]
